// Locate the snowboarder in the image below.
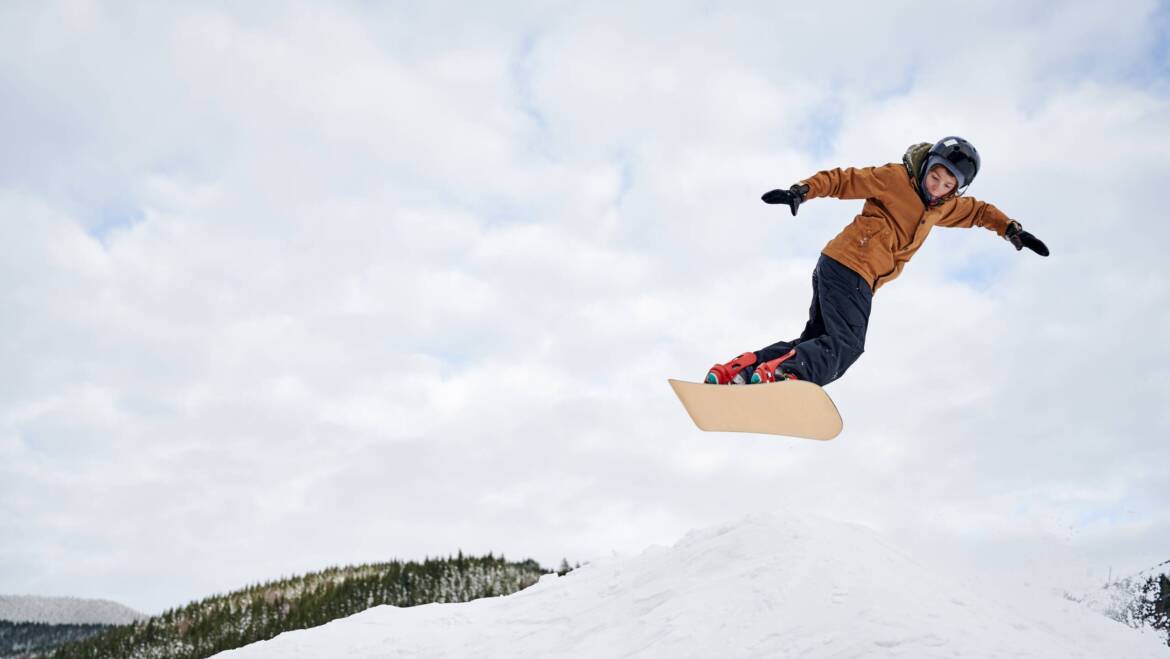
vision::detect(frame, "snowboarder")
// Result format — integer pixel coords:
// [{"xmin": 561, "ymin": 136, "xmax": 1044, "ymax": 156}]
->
[{"xmin": 706, "ymin": 136, "xmax": 1049, "ymax": 387}]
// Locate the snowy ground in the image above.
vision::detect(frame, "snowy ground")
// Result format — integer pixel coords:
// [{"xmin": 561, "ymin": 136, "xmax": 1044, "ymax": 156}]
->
[{"xmin": 216, "ymin": 513, "xmax": 1169, "ymax": 658}]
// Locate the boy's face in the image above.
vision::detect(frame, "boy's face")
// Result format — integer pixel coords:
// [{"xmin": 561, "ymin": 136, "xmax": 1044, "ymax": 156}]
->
[{"xmin": 924, "ymin": 165, "xmax": 958, "ymax": 199}]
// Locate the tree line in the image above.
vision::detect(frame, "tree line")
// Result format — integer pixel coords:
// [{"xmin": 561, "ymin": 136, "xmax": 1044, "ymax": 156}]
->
[{"xmin": 43, "ymin": 552, "xmax": 547, "ymax": 659}]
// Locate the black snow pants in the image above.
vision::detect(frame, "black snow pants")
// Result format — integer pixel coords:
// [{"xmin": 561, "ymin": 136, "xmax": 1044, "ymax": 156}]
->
[{"xmin": 754, "ymin": 253, "xmax": 873, "ymax": 387}]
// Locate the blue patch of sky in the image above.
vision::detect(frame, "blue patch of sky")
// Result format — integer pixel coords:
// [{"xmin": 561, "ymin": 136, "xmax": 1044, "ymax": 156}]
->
[
  {"xmin": 428, "ymin": 180, "xmax": 536, "ymax": 229},
  {"xmin": 871, "ymin": 64, "xmax": 918, "ymax": 103},
  {"xmin": 466, "ymin": 151, "xmax": 628, "ymax": 241},
  {"xmin": 794, "ymin": 64, "xmax": 918, "ymax": 161},
  {"xmin": 1151, "ymin": 3, "xmax": 1170, "ymax": 84},
  {"xmin": 1038, "ymin": 4, "xmax": 1170, "ymax": 97},
  {"xmin": 79, "ymin": 152, "xmax": 215, "ymax": 242},
  {"xmin": 510, "ymin": 31, "xmax": 552, "ymax": 158},
  {"xmin": 150, "ymin": 152, "xmax": 209, "ymax": 179},
  {"xmin": 476, "ymin": 197, "xmax": 538, "ymax": 228},
  {"xmin": 422, "ymin": 346, "xmax": 469, "ymax": 369},
  {"xmin": 1075, "ymin": 506, "xmax": 1131, "ymax": 531},
  {"xmin": 796, "ymin": 97, "xmax": 844, "ymax": 161},
  {"xmin": 1107, "ymin": 2, "xmax": 1170, "ymax": 89},
  {"xmin": 85, "ymin": 197, "xmax": 146, "ymax": 244},
  {"xmin": 945, "ymin": 263, "xmax": 999, "ymax": 292},
  {"xmin": 940, "ymin": 248, "xmax": 1010, "ymax": 292},
  {"xmin": 613, "ymin": 150, "xmax": 635, "ymax": 209},
  {"xmin": 921, "ymin": 226, "xmax": 1010, "ymax": 291}
]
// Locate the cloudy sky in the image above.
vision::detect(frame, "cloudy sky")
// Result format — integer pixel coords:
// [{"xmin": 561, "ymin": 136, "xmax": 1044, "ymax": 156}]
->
[{"xmin": 2, "ymin": 1, "xmax": 1168, "ymax": 614}]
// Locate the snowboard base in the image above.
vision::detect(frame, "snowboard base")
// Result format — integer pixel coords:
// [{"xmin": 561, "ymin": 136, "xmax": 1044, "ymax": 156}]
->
[{"xmin": 668, "ymin": 379, "xmax": 842, "ymax": 440}]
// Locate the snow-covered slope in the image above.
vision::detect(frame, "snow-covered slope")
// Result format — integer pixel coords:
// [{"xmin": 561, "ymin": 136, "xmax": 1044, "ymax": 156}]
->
[
  {"xmin": 0, "ymin": 595, "xmax": 146, "ymax": 625},
  {"xmin": 216, "ymin": 513, "xmax": 1169, "ymax": 658}
]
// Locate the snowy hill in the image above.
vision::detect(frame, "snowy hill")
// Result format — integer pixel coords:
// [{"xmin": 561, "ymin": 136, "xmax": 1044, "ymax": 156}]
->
[
  {"xmin": 214, "ymin": 513, "xmax": 1169, "ymax": 658},
  {"xmin": 0, "ymin": 594, "xmax": 146, "ymax": 625}
]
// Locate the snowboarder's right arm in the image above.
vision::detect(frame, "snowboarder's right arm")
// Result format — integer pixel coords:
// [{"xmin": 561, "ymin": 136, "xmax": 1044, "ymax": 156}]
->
[{"xmin": 799, "ymin": 164, "xmax": 899, "ymax": 202}]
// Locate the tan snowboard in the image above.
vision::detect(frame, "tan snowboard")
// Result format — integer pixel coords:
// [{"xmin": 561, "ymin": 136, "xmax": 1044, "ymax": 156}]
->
[{"xmin": 668, "ymin": 379, "xmax": 842, "ymax": 440}]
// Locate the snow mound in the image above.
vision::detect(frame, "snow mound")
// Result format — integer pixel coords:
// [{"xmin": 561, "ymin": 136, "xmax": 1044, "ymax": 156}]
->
[
  {"xmin": 0, "ymin": 595, "xmax": 147, "ymax": 625},
  {"xmin": 216, "ymin": 513, "xmax": 1169, "ymax": 658}
]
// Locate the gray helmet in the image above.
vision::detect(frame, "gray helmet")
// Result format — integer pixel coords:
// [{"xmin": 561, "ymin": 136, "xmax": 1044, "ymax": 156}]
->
[{"xmin": 922, "ymin": 136, "xmax": 980, "ymax": 192}]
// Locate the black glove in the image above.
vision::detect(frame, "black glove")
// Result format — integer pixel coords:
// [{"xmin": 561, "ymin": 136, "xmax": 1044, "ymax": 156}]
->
[
  {"xmin": 1004, "ymin": 221, "xmax": 1050, "ymax": 256},
  {"xmin": 761, "ymin": 184, "xmax": 810, "ymax": 216}
]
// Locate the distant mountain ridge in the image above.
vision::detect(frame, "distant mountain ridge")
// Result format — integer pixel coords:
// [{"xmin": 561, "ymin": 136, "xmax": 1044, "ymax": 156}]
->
[
  {"xmin": 0, "ymin": 596, "xmax": 146, "ymax": 625},
  {"xmin": 0, "ymin": 620, "xmax": 114, "ymax": 658},
  {"xmin": 47, "ymin": 552, "xmax": 547, "ymax": 659}
]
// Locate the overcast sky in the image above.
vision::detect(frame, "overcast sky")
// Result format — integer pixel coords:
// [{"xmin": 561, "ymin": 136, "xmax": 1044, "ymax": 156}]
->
[{"xmin": 2, "ymin": 1, "xmax": 1169, "ymax": 615}]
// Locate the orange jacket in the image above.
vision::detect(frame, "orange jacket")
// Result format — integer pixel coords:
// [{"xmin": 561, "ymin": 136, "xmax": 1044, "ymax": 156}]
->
[{"xmin": 800, "ymin": 148, "xmax": 1013, "ymax": 291}]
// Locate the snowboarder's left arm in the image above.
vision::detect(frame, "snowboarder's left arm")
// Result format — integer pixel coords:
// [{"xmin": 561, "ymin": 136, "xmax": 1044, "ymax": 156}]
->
[
  {"xmin": 937, "ymin": 198, "xmax": 1049, "ymax": 256},
  {"xmin": 935, "ymin": 197, "xmax": 1012, "ymax": 233}
]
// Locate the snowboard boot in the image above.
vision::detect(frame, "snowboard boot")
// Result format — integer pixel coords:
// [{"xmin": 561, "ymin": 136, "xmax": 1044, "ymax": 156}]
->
[
  {"xmin": 705, "ymin": 351, "xmax": 758, "ymax": 385},
  {"xmin": 750, "ymin": 348, "xmax": 799, "ymax": 383}
]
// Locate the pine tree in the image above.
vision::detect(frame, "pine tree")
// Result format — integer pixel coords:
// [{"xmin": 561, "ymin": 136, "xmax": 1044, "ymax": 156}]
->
[{"xmin": 1151, "ymin": 573, "xmax": 1170, "ymax": 646}]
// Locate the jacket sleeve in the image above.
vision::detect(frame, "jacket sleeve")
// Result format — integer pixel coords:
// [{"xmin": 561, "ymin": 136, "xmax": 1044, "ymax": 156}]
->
[
  {"xmin": 936, "ymin": 197, "xmax": 1014, "ymax": 236},
  {"xmin": 800, "ymin": 163, "xmax": 900, "ymax": 201}
]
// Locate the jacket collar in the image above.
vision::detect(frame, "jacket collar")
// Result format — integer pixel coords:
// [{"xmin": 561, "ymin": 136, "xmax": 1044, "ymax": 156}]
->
[{"xmin": 903, "ymin": 142, "xmax": 957, "ymax": 207}]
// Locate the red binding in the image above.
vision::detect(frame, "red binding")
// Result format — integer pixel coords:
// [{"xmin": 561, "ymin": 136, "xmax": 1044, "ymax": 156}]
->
[
  {"xmin": 705, "ymin": 352, "xmax": 758, "ymax": 385},
  {"xmin": 751, "ymin": 348, "xmax": 798, "ymax": 383}
]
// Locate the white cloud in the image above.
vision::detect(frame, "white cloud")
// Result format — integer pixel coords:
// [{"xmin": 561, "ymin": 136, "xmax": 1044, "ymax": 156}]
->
[{"xmin": 1, "ymin": 0, "xmax": 1168, "ymax": 613}]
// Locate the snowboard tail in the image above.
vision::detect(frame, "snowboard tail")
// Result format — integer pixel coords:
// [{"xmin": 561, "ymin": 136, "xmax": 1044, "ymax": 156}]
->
[{"xmin": 668, "ymin": 379, "xmax": 842, "ymax": 440}]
